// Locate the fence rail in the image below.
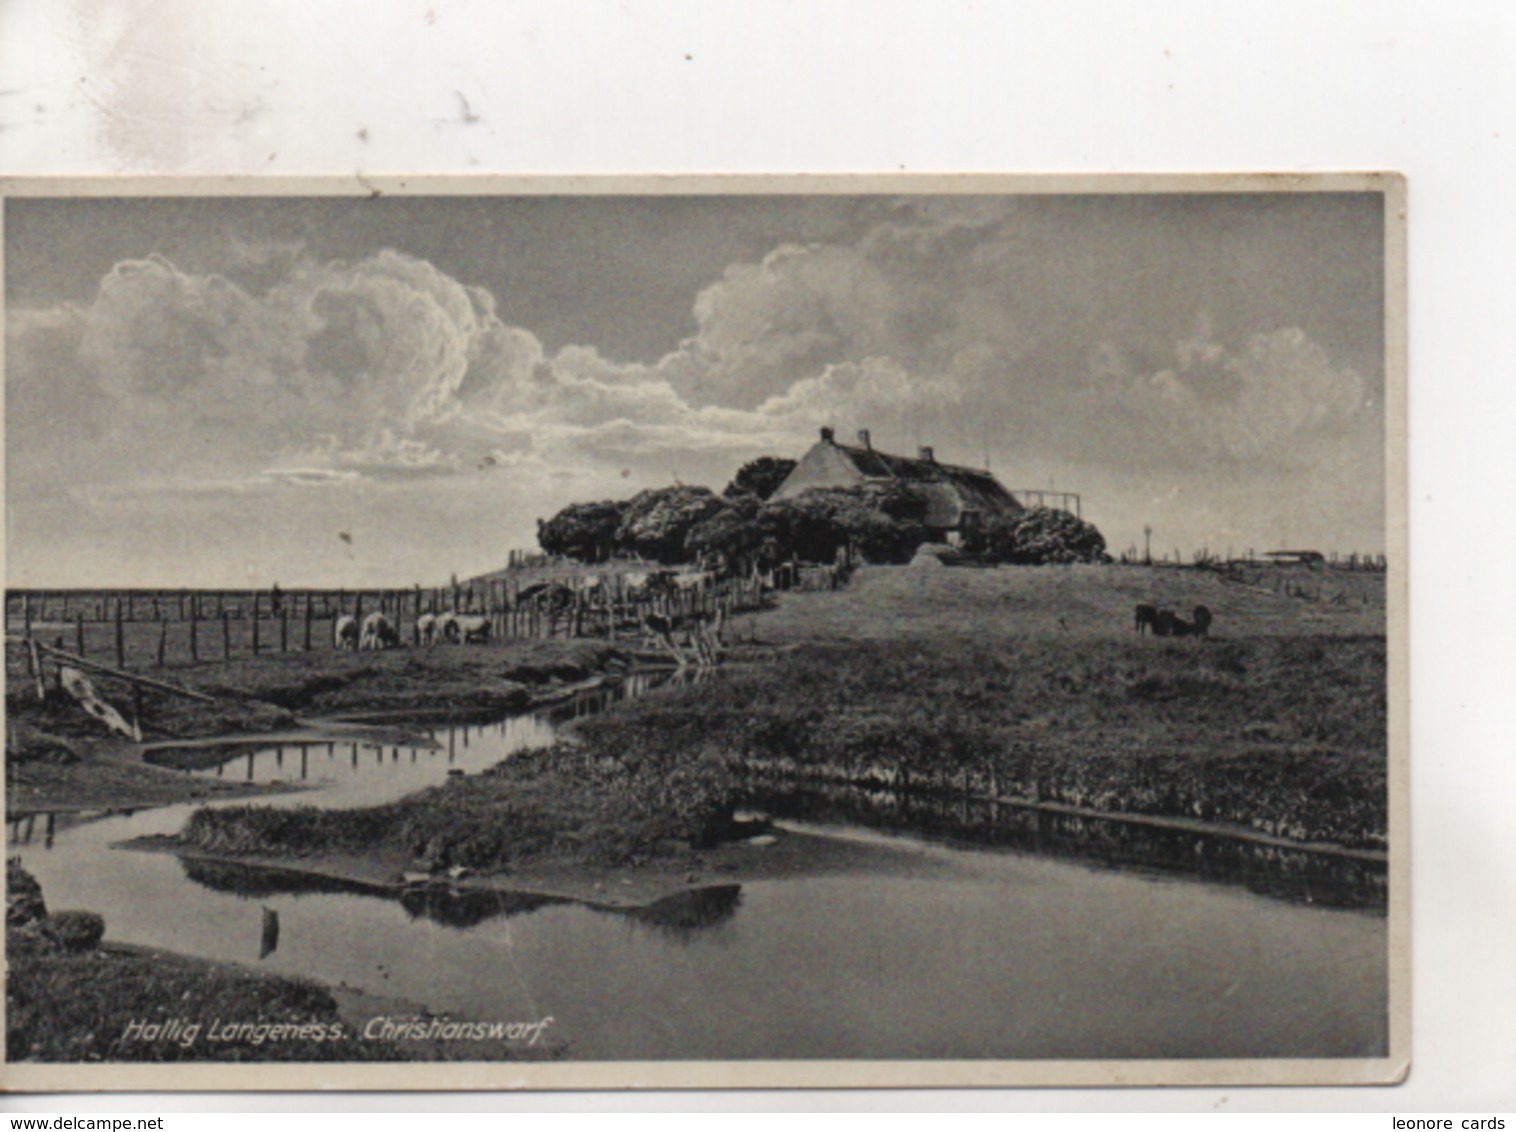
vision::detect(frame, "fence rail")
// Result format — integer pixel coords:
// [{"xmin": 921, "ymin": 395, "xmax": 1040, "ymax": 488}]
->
[{"xmin": 4, "ymin": 573, "xmax": 774, "ymax": 677}]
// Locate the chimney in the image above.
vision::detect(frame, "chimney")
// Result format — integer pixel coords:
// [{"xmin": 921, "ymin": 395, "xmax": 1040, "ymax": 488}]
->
[
  {"xmin": 918, "ymin": 445, "xmax": 935, "ymax": 463},
  {"xmin": 857, "ymin": 429, "xmax": 872, "ymax": 450},
  {"xmin": 820, "ymin": 426, "xmax": 835, "ymax": 443}
]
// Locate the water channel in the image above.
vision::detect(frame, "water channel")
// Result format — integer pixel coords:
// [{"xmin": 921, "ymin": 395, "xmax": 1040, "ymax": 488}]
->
[{"xmin": 9, "ymin": 673, "xmax": 1388, "ymax": 1061}]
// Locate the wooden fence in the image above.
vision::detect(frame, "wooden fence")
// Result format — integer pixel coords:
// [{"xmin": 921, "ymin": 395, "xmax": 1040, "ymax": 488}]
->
[
  {"xmin": 4, "ymin": 574, "xmax": 771, "ymax": 677},
  {"xmin": 1114, "ymin": 549, "xmax": 1389, "ymax": 571}
]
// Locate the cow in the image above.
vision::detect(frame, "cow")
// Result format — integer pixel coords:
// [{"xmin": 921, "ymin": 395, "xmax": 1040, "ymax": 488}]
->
[
  {"xmin": 440, "ymin": 612, "xmax": 492, "ymax": 644},
  {"xmin": 1192, "ymin": 605, "xmax": 1213, "ymax": 638},
  {"xmin": 1153, "ymin": 609, "xmax": 1178, "ymax": 638},
  {"xmin": 360, "ymin": 611, "xmax": 400, "ymax": 650},
  {"xmin": 1134, "ymin": 604, "xmax": 1160, "ymax": 635},
  {"xmin": 416, "ymin": 611, "xmax": 438, "ymax": 646},
  {"xmin": 333, "ymin": 614, "xmax": 359, "ymax": 650}
]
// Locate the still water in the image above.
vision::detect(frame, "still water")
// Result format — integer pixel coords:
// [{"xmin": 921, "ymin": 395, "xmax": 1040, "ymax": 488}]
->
[{"xmin": 9, "ymin": 678, "xmax": 1387, "ymax": 1061}]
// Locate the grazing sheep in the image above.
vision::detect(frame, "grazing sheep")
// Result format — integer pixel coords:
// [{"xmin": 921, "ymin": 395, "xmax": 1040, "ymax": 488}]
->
[
  {"xmin": 333, "ymin": 614, "xmax": 359, "ymax": 650},
  {"xmin": 359, "ymin": 611, "xmax": 400, "ymax": 650},
  {"xmin": 440, "ymin": 612, "xmax": 492, "ymax": 644}
]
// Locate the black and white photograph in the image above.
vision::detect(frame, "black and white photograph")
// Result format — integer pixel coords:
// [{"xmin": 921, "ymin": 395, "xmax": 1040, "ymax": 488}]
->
[{"xmin": 2, "ymin": 178, "xmax": 1405, "ymax": 1090}]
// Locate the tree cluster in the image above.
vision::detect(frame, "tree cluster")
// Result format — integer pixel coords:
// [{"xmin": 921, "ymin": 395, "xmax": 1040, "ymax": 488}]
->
[
  {"xmin": 537, "ymin": 456, "xmax": 1108, "ymax": 568},
  {"xmin": 977, "ymin": 507, "xmax": 1110, "ymax": 565}
]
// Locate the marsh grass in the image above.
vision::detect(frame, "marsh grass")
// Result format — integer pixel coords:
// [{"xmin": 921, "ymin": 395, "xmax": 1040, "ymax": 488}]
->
[
  {"xmin": 572, "ymin": 633, "xmax": 1387, "ymax": 849},
  {"xmin": 180, "ymin": 565, "xmax": 1388, "ymax": 869},
  {"xmin": 181, "ymin": 739, "xmax": 734, "ymax": 871}
]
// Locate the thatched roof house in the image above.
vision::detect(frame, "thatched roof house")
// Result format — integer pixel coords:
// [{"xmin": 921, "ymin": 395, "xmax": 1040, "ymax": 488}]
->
[{"xmin": 771, "ymin": 427, "xmax": 1024, "ymax": 542}]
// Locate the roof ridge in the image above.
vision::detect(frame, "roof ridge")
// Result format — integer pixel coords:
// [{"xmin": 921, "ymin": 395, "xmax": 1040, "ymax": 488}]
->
[{"xmin": 833, "ymin": 441, "xmax": 993, "ymax": 478}]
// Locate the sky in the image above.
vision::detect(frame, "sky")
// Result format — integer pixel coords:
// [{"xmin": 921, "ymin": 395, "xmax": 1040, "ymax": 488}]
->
[{"xmin": 4, "ymin": 191, "xmax": 1387, "ymax": 588}]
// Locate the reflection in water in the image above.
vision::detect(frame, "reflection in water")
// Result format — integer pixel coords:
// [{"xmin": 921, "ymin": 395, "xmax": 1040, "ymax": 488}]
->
[
  {"xmin": 259, "ymin": 906, "xmax": 279, "ymax": 959},
  {"xmin": 157, "ymin": 672, "xmax": 671, "ymax": 806},
  {"xmin": 398, "ymin": 885, "xmax": 563, "ymax": 928},
  {"xmin": 176, "ymin": 852, "xmax": 741, "ymax": 937},
  {"xmin": 8, "ymin": 812, "xmax": 60, "ymax": 848},
  {"xmin": 743, "ymin": 783, "xmax": 1388, "ymax": 911},
  {"xmin": 623, "ymin": 884, "xmax": 742, "ymax": 941},
  {"xmin": 180, "ymin": 856, "xmax": 379, "ymax": 899}
]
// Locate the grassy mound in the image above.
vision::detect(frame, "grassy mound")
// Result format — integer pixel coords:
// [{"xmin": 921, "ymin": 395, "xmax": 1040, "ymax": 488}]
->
[{"xmin": 181, "ymin": 738, "xmax": 735, "ymax": 871}]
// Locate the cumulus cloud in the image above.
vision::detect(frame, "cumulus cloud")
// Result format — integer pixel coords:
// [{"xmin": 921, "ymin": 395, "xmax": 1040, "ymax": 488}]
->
[
  {"xmin": 1083, "ymin": 322, "xmax": 1374, "ymax": 469},
  {"xmin": 7, "ymin": 208, "xmax": 1382, "ymax": 570}
]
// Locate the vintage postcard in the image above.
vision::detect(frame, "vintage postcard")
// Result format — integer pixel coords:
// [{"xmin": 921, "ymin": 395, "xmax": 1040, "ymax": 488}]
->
[{"xmin": 0, "ymin": 174, "xmax": 1407, "ymax": 1091}]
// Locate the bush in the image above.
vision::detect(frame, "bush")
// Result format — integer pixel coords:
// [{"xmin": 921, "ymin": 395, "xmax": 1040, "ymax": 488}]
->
[
  {"xmin": 982, "ymin": 508, "xmax": 1109, "ymax": 565},
  {"xmin": 756, "ymin": 484, "xmax": 929, "ymax": 565},
  {"xmin": 44, "ymin": 910, "xmax": 106, "ymax": 952},
  {"xmin": 723, "ymin": 456, "xmax": 797, "ymax": 502},
  {"xmin": 616, "ymin": 486, "xmax": 727, "ymax": 564},
  {"xmin": 537, "ymin": 499, "xmax": 628, "ymax": 562},
  {"xmin": 7, "ymin": 859, "xmax": 47, "ymax": 928}
]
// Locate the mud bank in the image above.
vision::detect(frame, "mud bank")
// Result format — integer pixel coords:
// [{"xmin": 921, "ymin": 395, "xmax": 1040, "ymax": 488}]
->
[
  {"xmin": 120, "ymin": 821, "xmax": 939, "ymax": 920},
  {"xmin": 5, "ymin": 641, "xmax": 634, "ymax": 815}
]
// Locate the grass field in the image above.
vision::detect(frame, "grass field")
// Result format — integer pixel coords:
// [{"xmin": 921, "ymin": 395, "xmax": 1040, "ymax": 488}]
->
[
  {"xmin": 181, "ymin": 563, "xmax": 1390, "ymax": 862},
  {"xmin": 578, "ymin": 563, "xmax": 1390, "ymax": 849},
  {"xmin": 749, "ymin": 561, "xmax": 1385, "ymax": 642}
]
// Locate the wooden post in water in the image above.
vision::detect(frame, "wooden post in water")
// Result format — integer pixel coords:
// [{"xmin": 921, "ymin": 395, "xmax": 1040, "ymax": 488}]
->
[{"xmin": 114, "ymin": 601, "xmax": 126, "ymax": 669}]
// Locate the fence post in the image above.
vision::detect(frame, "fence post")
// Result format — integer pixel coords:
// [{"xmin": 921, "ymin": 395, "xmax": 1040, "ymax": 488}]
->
[
  {"xmin": 280, "ymin": 605, "xmax": 289, "ymax": 653},
  {"xmin": 252, "ymin": 593, "xmax": 262, "ymax": 655},
  {"xmin": 189, "ymin": 604, "xmax": 199, "ymax": 662},
  {"xmin": 157, "ymin": 620, "xmax": 168, "ymax": 668},
  {"xmin": 304, "ymin": 598, "xmax": 313, "ymax": 651},
  {"xmin": 222, "ymin": 610, "xmax": 231, "ymax": 662},
  {"xmin": 114, "ymin": 601, "xmax": 126, "ymax": 669},
  {"xmin": 75, "ymin": 613, "xmax": 85, "ymax": 658}
]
